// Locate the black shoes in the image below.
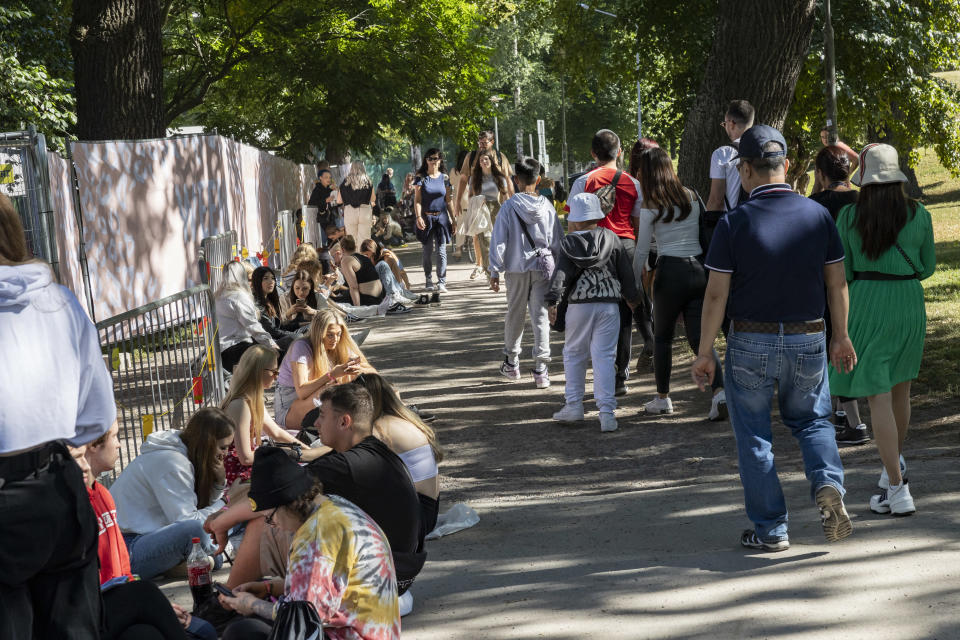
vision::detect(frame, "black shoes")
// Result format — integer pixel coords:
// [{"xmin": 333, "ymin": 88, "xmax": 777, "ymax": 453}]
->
[{"xmin": 834, "ymin": 410, "xmax": 870, "ymax": 445}]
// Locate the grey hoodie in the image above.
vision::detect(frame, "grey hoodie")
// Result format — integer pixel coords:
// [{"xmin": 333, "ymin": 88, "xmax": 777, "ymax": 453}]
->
[
  {"xmin": 546, "ymin": 227, "xmax": 640, "ymax": 305},
  {"xmin": 111, "ymin": 429, "xmax": 226, "ymax": 534},
  {"xmin": 488, "ymin": 192, "xmax": 564, "ymax": 277}
]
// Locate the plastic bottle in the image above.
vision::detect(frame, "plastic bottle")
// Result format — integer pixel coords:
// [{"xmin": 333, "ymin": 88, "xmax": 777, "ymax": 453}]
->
[{"xmin": 187, "ymin": 537, "xmax": 212, "ymax": 609}]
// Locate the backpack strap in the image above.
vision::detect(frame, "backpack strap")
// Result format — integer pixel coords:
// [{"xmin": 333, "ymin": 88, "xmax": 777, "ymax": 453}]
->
[{"xmin": 515, "ymin": 208, "xmax": 539, "ymax": 251}]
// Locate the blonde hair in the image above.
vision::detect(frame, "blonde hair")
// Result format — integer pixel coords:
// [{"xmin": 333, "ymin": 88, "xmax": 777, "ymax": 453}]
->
[
  {"xmin": 284, "ymin": 243, "xmax": 319, "ymax": 275},
  {"xmin": 304, "ymin": 309, "xmax": 367, "ymax": 380},
  {"xmin": 0, "ymin": 193, "xmax": 32, "ymax": 266},
  {"xmin": 344, "ymin": 161, "xmax": 371, "ymax": 190},
  {"xmin": 220, "ymin": 345, "xmax": 278, "ymax": 444},
  {"xmin": 217, "ymin": 261, "xmax": 251, "ymax": 298}
]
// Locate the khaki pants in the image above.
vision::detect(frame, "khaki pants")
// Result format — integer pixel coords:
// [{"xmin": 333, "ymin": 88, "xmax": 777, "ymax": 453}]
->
[{"xmin": 343, "ymin": 204, "xmax": 373, "ymax": 244}]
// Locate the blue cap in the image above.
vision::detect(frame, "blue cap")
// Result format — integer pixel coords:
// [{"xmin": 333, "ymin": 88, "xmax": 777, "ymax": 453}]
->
[{"xmin": 734, "ymin": 125, "xmax": 787, "ymax": 160}]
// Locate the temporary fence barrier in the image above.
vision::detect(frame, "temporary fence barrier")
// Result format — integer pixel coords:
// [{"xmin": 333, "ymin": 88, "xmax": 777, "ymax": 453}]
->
[
  {"xmin": 199, "ymin": 230, "xmax": 238, "ymax": 292},
  {"xmin": 275, "ymin": 209, "xmax": 297, "ymax": 271},
  {"xmin": 1, "ymin": 126, "xmax": 59, "ymax": 278},
  {"xmin": 96, "ymin": 285, "xmax": 225, "ymax": 478},
  {"xmin": 302, "ymin": 205, "xmax": 321, "ymax": 246}
]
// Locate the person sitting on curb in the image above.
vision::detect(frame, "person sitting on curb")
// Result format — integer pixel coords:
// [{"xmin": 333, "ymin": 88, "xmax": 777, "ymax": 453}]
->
[
  {"xmin": 218, "ymin": 447, "xmax": 400, "ymax": 640},
  {"xmin": 76, "ymin": 427, "xmax": 218, "ymax": 640},
  {"xmin": 110, "ymin": 407, "xmax": 235, "ymax": 579},
  {"xmin": 691, "ymin": 124, "xmax": 856, "ymax": 552}
]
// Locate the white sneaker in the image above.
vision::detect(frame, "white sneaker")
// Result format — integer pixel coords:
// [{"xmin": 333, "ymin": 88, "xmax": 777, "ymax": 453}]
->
[
  {"xmin": 553, "ymin": 403, "xmax": 584, "ymax": 422},
  {"xmin": 437, "ymin": 283, "xmax": 448, "ymax": 293},
  {"xmin": 399, "ymin": 590, "xmax": 413, "ymax": 616},
  {"xmin": 644, "ymin": 396, "xmax": 674, "ymax": 414},
  {"xmin": 707, "ymin": 389, "xmax": 728, "ymax": 421},
  {"xmin": 870, "ymin": 482, "xmax": 916, "ymax": 516},
  {"xmin": 533, "ymin": 367, "xmax": 550, "ymax": 389},
  {"xmin": 376, "ymin": 295, "xmax": 394, "ymax": 317},
  {"xmin": 878, "ymin": 455, "xmax": 907, "ymax": 490},
  {"xmin": 499, "ymin": 358, "xmax": 521, "ymax": 382},
  {"xmin": 599, "ymin": 412, "xmax": 618, "ymax": 432}
]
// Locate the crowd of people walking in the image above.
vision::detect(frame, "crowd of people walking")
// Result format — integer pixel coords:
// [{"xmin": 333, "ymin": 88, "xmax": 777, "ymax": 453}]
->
[{"xmin": 0, "ymin": 89, "xmax": 939, "ymax": 639}]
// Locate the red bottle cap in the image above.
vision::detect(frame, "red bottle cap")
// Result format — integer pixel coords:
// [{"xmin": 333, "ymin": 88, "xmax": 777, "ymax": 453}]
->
[{"xmin": 191, "ymin": 537, "xmax": 201, "ymax": 543}]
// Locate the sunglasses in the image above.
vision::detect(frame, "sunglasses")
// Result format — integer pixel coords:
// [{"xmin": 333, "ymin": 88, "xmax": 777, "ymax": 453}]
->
[
  {"xmin": 426, "ymin": 156, "xmax": 440, "ymax": 161},
  {"xmin": 265, "ymin": 508, "xmax": 278, "ymax": 526}
]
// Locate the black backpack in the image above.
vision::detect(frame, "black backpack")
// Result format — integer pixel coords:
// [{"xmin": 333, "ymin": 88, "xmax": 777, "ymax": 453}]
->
[{"xmin": 592, "ymin": 169, "xmax": 623, "ymax": 215}]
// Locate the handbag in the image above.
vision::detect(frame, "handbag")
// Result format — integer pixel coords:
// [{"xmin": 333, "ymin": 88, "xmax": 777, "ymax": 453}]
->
[
  {"xmin": 267, "ymin": 600, "xmax": 324, "ymax": 640},
  {"xmin": 515, "ymin": 211, "xmax": 555, "ymax": 280},
  {"xmin": 694, "ymin": 188, "xmax": 720, "ymax": 259}
]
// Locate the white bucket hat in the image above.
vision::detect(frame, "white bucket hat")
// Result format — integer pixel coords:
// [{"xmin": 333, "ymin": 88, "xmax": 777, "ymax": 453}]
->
[
  {"xmin": 852, "ymin": 143, "xmax": 908, "ymax": 187},
  {"xmin": 567, "ymin": 192, "xmax": 605, "ymax": 222}
]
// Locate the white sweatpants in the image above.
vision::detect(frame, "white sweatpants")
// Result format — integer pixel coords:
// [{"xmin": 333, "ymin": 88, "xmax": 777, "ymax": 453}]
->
[
  {"xmin": 503, "ymin": 270, "xmax": 551, "ymax": 368},
  {"xmin": 343, "ymin": 204, "xmax": 373, "ymax": 244},
  {"xmin": 563, "ymin": 302, "xmax": 620, "ymax": 413}
]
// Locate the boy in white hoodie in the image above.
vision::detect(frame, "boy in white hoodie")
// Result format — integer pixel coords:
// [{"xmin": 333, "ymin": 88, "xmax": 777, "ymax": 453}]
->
[{"xmin": 489, "ymin": 158, "xmax": 564, "ymax": 387}]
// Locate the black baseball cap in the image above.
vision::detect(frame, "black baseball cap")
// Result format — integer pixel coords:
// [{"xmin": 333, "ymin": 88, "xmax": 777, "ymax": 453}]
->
[
  {"xmin": 734, "ymin": 125, "xmax": 787, "ymax": 160},
  {"xmin": 248, "ymin": 446, "xmax": 314, "ymax": 512}
]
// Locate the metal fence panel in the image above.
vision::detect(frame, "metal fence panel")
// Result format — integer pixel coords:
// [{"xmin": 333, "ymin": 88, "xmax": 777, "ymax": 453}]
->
[
  {"xmin": 302, "ymin": 206, "xmax": 320, "ymax": 246},
  {"xmin": 276, "ymin": 210, "xmax": 296, "ymax": 271},
  {"xmin": 96, "ymin": 285, "xmax": 226, "ymax": 480},
  {"xmin": 1, "ymin": 127, "xmax": 58, "ymax": 278},
  {"xmin": 199, "ymin": 230, "xmax": 238, "ymax": 292}
]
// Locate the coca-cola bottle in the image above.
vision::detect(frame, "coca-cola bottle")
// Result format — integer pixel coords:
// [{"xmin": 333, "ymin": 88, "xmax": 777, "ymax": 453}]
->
[{"xmin": 187, "ymin": 537, "xmax": 212, "ymax": 610}]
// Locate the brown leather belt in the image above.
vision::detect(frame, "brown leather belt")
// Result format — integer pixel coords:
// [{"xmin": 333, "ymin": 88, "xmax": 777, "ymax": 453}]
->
[{"xmin": 732, "ymin": 319, "xmax": 825, "ymax": 335}]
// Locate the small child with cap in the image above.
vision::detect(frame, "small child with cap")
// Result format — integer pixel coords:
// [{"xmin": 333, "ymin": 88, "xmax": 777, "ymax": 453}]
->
[{"xmin": 546, "ymin": 192, "xmax": 642, "ymax": 432}]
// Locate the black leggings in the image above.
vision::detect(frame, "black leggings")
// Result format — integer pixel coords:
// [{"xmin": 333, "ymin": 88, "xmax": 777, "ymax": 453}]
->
[
  {"xmin": 102, "ymin": 578, "xmax": 187, "ymax": 640},
  {"xmin": 652, "ymin": 256, "xmax": 724, "ymax": 394}
]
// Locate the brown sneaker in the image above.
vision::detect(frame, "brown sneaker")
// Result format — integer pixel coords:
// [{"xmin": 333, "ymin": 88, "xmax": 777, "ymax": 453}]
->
[{"xmin": 816, "ymin": 485, "xmax": 853, "ymax": 542}]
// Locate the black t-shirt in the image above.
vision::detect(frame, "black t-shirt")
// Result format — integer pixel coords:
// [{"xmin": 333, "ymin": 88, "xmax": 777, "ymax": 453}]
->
[
  {"xmin": 308, "ymin": 183, "xmax": 333, "ymax": 210},
  {"xmin": 307, "ymin": 436, "xmax": 419, "ymax": 555},
  {"xmin": 339, "ymin": 182, "xmax": 373, "ymax": 208},
  {"xmin": 809, "ymin": 188, "xmax": 858, "ymax": 222}
]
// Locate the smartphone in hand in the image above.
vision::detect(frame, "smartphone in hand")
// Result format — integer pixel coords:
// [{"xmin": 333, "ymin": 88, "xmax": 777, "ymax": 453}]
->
[{"xmin": 213, "ymin": 582, "xmax": 234, "ymax": 598}]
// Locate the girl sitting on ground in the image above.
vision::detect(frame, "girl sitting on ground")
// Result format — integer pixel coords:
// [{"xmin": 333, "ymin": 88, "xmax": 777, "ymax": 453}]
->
[
  {"xmin": 273, "ymin": 310, "xmax": 376, "ymax": 429},
  {"xmin": 251, "ymin": 266, "xmax": 299, "ymax": 359},
  {"xmin": 281, "ymin": 269, "xmax": 320, "ymax": 328},
  {"xmin": 216, "ymin": 261, "xmax": 279, "ymax": 372},
  {"xmin": 281, "ymin": 243, "xmax": 319, "ymax": 289},
  {"xmin": 110, "ymin": 407, "xmax": 236, "ymax": 580}
]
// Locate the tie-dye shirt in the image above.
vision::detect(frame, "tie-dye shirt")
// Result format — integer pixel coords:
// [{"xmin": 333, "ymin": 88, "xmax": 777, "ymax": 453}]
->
[{"xmin": 285, "ymin": 494, "xmax": 400, "ymax": 640}]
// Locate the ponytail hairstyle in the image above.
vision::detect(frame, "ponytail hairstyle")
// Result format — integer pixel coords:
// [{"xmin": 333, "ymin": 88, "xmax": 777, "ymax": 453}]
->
[{"xmin": 179, "ymin": 407, "xmax": 236, "ymax": 508}]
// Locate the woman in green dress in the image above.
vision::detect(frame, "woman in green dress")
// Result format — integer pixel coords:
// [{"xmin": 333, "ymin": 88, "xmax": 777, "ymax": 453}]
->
[{"xmin": 828, "ymin": 143, "xmax": 936, "ymax": 516}]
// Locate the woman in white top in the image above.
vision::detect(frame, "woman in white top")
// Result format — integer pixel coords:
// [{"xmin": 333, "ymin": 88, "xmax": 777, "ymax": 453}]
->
[
  {"xmin": 216, "ymin": 261, "xmax": 279, "ymax": 372},
  {"xmin": 464, "ymin": 150, "xmax": 508, "ymax": 280},
  {"xmin": 632, "ymin": 148, "xmax": 726, "ymax": 421},
  {"xmin": 110, "ymin": 407, "xmax": 235, "ymax": 579}
]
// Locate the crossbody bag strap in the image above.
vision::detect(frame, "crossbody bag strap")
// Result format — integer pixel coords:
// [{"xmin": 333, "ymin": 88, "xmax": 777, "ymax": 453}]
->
[
  {"xmin": 514, "ymin": 209, "xmax": 539, "ymax": 252},
  {"xmin": 894, "ymin": 243, "xmax": 921, "ymax": 275}
]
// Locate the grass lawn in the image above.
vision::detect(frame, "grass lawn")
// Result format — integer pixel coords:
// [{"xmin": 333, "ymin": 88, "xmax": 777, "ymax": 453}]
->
[{"xmin": 914, "ymin": 148, "xmax": 960, "ymax": 402}]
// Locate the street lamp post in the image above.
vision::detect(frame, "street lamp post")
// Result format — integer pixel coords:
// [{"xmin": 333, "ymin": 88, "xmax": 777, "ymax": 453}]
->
[
  {"xmin": 824, "ymin": 0, "xmax": 839, "ymax": 144},
  {"xmin": 490, "ymin": 95, "xmax": 503, "ymax": 151}
]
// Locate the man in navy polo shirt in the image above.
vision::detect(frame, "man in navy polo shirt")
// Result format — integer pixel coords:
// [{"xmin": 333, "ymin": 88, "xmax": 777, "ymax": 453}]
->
[{"xmin": 691, "ymin": 125, "xmax": 858, "ymax": 552}]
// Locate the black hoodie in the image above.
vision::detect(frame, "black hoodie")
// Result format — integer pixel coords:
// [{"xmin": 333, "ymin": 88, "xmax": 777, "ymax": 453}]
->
[{"xmin": 546, "ymin": 227, "xmax": 640, "ymax": 306}]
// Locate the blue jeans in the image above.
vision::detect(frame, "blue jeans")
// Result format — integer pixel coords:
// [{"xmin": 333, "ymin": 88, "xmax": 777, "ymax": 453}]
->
[
  {"xmin": 725, "ymin": 327, "xmax": 845, "ymax": 542},
  {"xmin": 375, "ymin": 260, "xmax": 404, "ymax": 298},
  {"xmin": 422, "ymin": 229, "xmax": 447, "ymax": 285},
  {"xmin": 123, "ymin": 519, "xmax": 216, "ymax": 580}
]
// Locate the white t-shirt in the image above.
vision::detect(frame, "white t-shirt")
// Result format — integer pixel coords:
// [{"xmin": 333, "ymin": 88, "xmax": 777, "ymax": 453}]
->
[{"xmin": 709, "ymin": 140, "xmax": 742, "ymax": 211}]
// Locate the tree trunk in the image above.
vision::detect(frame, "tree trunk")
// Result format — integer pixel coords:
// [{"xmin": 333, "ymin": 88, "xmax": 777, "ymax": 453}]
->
[
  {"xmin": 677, "ymin": 0, "xmax": 817, "ymax": 195},
  {"xmin": 70, "ymin": 0, "xmax": 165, "ymax": 140}
]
